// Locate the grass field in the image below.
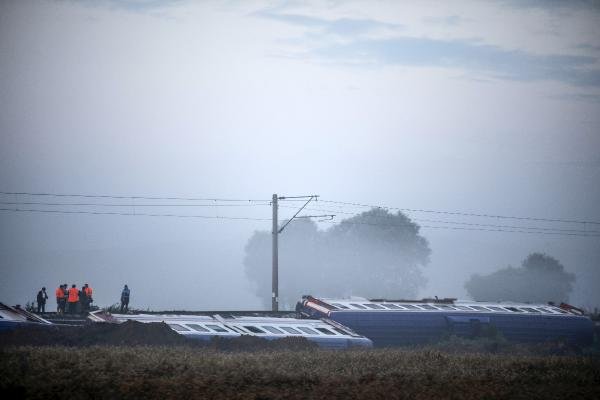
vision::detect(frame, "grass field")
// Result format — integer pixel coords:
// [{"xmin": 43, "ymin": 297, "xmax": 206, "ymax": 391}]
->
[{"xmin": 1, "ymin": 346, "xmax": 599, "ymax": 399}]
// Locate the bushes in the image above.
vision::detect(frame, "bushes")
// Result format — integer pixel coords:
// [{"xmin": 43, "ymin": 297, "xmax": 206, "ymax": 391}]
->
[{"xmin": 1, "ymin": 346, "xmax": 599, "ymax": 399}]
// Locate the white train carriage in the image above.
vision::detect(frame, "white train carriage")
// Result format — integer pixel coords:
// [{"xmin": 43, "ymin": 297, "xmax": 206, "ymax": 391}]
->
[{"xmin": 88, "ymin": 311, "xmax": 372, "ymax": 349}]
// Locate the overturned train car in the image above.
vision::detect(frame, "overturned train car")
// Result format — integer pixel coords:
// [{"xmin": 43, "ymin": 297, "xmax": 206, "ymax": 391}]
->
[
  {"xmin": 0, "ymin": 302, "xmax": 52, "ymax": 331},
  {"xmin": 89, "ymin": 311, "xmax": 372, "ymax": 349},
  {"xmin": 297, "ymin": 296, "xmax": 594, "ymax": 347}
]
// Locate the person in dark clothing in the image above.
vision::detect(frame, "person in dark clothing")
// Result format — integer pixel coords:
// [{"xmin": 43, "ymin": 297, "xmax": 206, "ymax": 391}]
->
[
  {"xmin": 36, "ymin": 287, "xmax": 48, "ymax": 313},
  {"xmin": 79, "ymin": 285, "xmax": 88, "ymax": 313},
  {"xmin": 120, "ymin": 285, "xmax": 130, "ymax": 313},
  {"xmin": 60, "ymin": 284, "xmax": 68, "ymax": 314}
]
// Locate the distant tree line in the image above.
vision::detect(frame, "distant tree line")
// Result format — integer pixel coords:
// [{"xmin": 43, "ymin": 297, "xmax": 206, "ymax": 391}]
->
[
  {"xmin": 464, "ymin": 252, "xmax": 575, "ymax": 303},
  {"xmin": 244, "ymin": 207, "xmax": 576, "ymax": 307},
  {"xmin": 244, "ymin": 208, "xmax": 431, "ymax": 308}
]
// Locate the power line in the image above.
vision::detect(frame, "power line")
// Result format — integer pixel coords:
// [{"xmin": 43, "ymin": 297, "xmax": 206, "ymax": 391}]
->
[
  {"xmin": 8, "ymin": 190, "xmax": 594, "ymax": 226},
  {"xmin": 2, "ymin": 206, "xmax": 598, "ymax": 237},
  {"xmin": 279, "ymin": 205, "xmax": 600, "ymax": 235},
  {"xmin": 319, "ymin": 219, "xmax": 600, "ymax": 237},
  {"xmin": 2, "ymin": 190, "xmax": 598, "ymax": 236},
  {"xmin": 0, "ymin": 208, "xmax": 271, "ymax": 221},
  {"xmin": 0, "ymin": 201, "xmax": 600, "ymax": 234},
  {"xmin": 0, "ymin": 191, "xmax": 270, "ymax": 203},
  {"xmin": 0, "ymin": 201, "xmax": 271, "ymax": 208},
  {"xmin": 319, "ymin": 200, "xmax": 600, "ymax": 226}
]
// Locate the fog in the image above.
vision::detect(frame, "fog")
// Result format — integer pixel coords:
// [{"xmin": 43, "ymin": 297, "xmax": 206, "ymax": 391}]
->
[{"xmin": 1, "ymin": 0, "xmax": 599, "ymax": 310}]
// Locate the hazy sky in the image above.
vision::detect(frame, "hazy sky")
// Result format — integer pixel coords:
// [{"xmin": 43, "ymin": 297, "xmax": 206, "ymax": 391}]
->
[{"xmin": 1, "ymin": 0, "xmax": 599, "ymax": 310}]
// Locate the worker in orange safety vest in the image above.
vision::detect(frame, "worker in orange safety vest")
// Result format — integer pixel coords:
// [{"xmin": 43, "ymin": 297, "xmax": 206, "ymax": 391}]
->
[
  {"xmin": 55, "ymin": 285, "xmax": 64, "ymax": 314},
  {"xmin": 83, "ymin": 284, "xmax": 93, "ymax": 298},
  {"xmin": 84, "ymin": 284, "xmax": 93, "ymax": 303},
  {"xmin": 82, "ymin": 283, "xmax": 93, "ymax": 312},
  {"xmin": 68, "ymin": 284, "xmax": 79, "ymax": 314}
]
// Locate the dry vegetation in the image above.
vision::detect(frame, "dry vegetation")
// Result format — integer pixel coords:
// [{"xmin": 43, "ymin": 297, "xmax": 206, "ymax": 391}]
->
[
  {"xmin": 1, "ymin": 322, "xmax": 598, "ymax": 399},
  {"xmin": 1, "ymin": 345, "xmax": 599, "ymax": 400}
]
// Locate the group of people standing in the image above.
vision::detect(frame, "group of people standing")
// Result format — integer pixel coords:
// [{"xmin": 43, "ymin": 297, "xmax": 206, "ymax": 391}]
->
[
  {"xmin": 36, "ymin": 284, "xmax": 92, "ymax": 314},
  {"xmin": 53, "ymin": 283, "xmax": 93, "ymax": 314},
  {"xmin": 35, "ymin": 284, "xmax": 131, "ymax": 314}
]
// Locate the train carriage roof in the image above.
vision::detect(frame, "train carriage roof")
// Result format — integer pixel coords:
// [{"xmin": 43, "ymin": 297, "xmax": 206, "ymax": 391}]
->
[{"xmin": 302, "ymin": 296, "xmax": 580, "ymax": 316}]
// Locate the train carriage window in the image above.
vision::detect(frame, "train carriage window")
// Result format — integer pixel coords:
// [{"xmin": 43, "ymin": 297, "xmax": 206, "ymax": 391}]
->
[
  {"xmin": 331, "ymin": 303, "xmax": 350, "ymax": 309},
  {"xmin": 187, "ymin": 324, "xmax": 209, "ymax": 332},
  {"xmin": 332, "ymin": 327, "xmax": 348, "ymax": 335},
  {"xmin": 381, "ymin": 303, "xmax": 401, "ymax": 309},
  {"xmin": 206, "ymin": 324, "xmax": 229, "ymax": 333},
  {"xmin": 418, "ymin": 304, "xmax": 436, "ymax": 310},
  {"xmin": 436, "ymin": 305, "xmax": 457, "ymax": 310},
  {"xmin": 262, "ymin": 326, "xmax": 284, "ymax": 334},
  {"xmin": 168, "ymin": 323, "xmax": 190, "ymax": 332},
  {"xmin": 486, "ymin": 306, "xmax": 506, "ymax": 312},
  {"xmin": 453, "ymin": 305, "xmax": 473, "ymax": 311},
  {"xmin": 315, "ymin": 327, "xmax": 336, "ymax": 335},
  {"xmin": 228, "ymin": 326, "xmax": 246, "ymax": 334},
  {"xmin": 505, "ymin": 307, "xmax": 520, "ymax": 312},
  {"xmin": 349, "ymin": 303, "xmax": 367, "ymax": 309},
  {"xmin": 280, "ymin": 326, "xmax": 301, "ymax": 334},
  {"xmin": 469, "ymin": 306, "xmax": 490, "ymax": 312},
  {"xmin": 401, "ymin": 304, "xmax": 418, "ymax": 310},
  {"xmin": 244, "ymin": 326, "xmax": 266, "ymax": 334},
  {"xmin": 539, "ymin": 307, "xmax": 558, "ymax": 314},
  {"xmin": 364, "ymin": 303, "xmax": 385, "ymax": 310},
  {"xmin": 520, "ymin": 307, "xmax": 540, "ymax": 313},
  {"xmin": 297, "ymin": 326, "xmax": 318, "ymax": 335}
]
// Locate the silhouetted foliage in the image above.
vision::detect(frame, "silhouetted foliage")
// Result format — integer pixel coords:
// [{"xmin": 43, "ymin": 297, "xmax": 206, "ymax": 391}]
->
[
  {"xmin": 464, "ymin": 253, "xmax": 575, "ymax": 303},
  {"xmin": 244, "ymin": 208, "xmax": 431, "ymax": 307}
]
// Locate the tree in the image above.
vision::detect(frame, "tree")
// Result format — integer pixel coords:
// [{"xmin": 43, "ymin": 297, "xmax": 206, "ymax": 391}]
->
[
  {"xmin": 464, "ymin": 252, "xmax": 575, "ymax": 303},
  {"xmin": 244, "ymin": 208, "xmax": 431, "ymax": 308}
]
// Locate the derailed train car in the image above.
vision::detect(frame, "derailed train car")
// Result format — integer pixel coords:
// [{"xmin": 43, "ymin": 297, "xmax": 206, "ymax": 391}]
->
[
  {"xmin": 297, "ymin": 295, "xmax": 594, "ymax": 347},
  {"xmin": 0, "ymin": 302, "xmax": 51, "ymax": 331},
  {"xmin": 89, "ymin": 311, "xmax": 372, "ymax": 349}
]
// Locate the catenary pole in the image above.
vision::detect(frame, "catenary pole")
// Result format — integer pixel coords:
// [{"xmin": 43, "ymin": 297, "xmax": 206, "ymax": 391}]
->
[
  {"xmin": 272, "ymin": 194, "xmax": 279, "ymax": 312},
  {"xmin": 271, "ymin": 193, "xmax": 330, "ymax": 312}
]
